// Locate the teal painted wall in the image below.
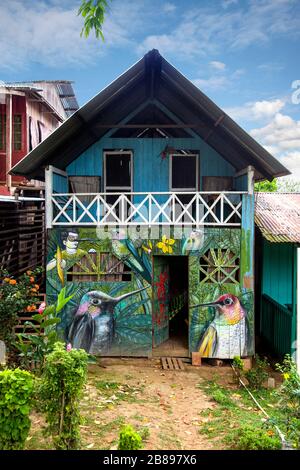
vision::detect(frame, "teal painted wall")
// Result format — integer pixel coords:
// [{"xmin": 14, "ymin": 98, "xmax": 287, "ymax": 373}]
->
[
  {"xmin": 262, "ymin": 240, "xmax": 294, "ymax": 306},
  {"xmin": 53, "ymin": 173, "xmax": 68, "ymax": 193},
  {"xmin": 66, "ymin": 137, "xmax": 235, "ymax": 191}
]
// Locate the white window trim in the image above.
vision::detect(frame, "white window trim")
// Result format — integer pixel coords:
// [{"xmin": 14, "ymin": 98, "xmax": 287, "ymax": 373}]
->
[
  {"xmin": 103, "ymin": 150, "xmax": 133, "ymax": 192},
  {"xmin": 169, "ymin": 153, "xmax": 199, "ymax": 192}
]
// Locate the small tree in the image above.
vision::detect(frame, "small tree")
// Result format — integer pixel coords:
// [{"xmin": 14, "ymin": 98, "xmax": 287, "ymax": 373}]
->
[
  {"xmin": 254, "ymin": 179, "xmax": 278, "ymax": 192},
  {"xmin": 38, "ymin": 342, "xmax": 88, "ymax": 450},
  {"xmin": 0, "ymin": 368, "xmax": 34, "ymax": 450}
]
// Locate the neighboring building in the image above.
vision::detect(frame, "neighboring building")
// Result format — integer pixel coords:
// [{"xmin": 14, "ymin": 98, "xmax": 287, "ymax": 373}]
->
[
  {"xmin": 0, "ymin": 80, "xmax": 78, "ymax": 194},
  {"xmin": 255, "ymin": 192, "xmax": 300, "ymax": 369},
  {"xmin": 11, "ymin": 50, "xmax": 290, "ymax": 360}
]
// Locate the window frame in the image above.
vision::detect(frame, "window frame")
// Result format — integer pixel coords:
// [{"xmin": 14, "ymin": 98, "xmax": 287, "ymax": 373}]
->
[
  {"xmin": 103, "ymin": 150, "xmax": 133, "ymax": 192},
  {"xmin": 169, "ymin": 153, "xmax": 199, "ymax": 192},
  {"xmin": 0, "ymin": 113, "xmax": 6, "ymax": 152},
  {"xmin": 13, "ymin": 114, "xmax": 23, "ymax": 151}
]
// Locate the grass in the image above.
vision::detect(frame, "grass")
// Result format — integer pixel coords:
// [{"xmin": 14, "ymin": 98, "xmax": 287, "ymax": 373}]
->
[{"xmin": 197, "ymin": 380, "xmax": 282, "ymax": 449}]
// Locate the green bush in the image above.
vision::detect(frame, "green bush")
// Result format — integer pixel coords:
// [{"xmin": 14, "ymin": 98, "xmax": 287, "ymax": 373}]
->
[
  {"xmin": 0, "ymin": 368, "xmax": 34, "ymax": 449},
  {"xmin": 14, "ymin": 287, "xmax": 73, "ymax": 373},
  {"xmin": 275, "ymin": 355, "xmax": 300, "ymax": 448},
  {"xmin": 245, "ymin": 355, "xmax": 269, "ymax": 389},
  {"xmin": 229, "ymin": 425, "xmax": 281, "ymax": 450},
  {"xmin": 0, "ymin": 268, "xmax": 42, "ymax": 346},
  {"xmin": 118, "ymin": 425, "xmax": 143, "ymax": 450},
  {"xmin": 38, "ymin": 342, "xmax": 88, "ymax": 450}
]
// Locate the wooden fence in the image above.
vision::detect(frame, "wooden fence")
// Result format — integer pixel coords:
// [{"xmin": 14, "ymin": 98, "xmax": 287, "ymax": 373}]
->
[{"xmin": 0, "ymin": 198, "xmax": 45, "ymax": 278}]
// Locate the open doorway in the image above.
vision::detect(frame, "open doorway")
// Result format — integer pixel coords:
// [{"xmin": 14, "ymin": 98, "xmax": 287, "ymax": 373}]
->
[{"xmin": 152, "ymin": 256, "xmax": 189, "ymax": 357}]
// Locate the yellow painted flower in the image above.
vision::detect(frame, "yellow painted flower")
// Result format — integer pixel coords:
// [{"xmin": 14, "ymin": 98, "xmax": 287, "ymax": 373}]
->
[
  {"xmin": 156, "ymin": 235, "xmax": 175, "ymax": 254},
  {"xmin": 142, "ymin": 241, "xmax": 153, "ymax": 254},
  {"xmin": 283, "ymin": 373, "xmax": 290, "ymax": 380},
  {"xmin": 3, "ymin": 278, "xmax": 10, "ymax": 283}
]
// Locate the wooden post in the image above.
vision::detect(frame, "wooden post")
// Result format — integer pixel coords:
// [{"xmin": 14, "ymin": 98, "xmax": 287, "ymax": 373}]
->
[
  {"xmin": 296, "ymin": 247, "xmax": 300, "ymax": 373},
  {"xmin": 5, "ymin": 93, "xmax": 12, "ymax": 190},
  {"xmin": 247, "ymin": 165, "xmax": 255, "ymax": 195},
  {"xmin": 45, "ymin": 165, "xmax": 53, "ymax": 229}
]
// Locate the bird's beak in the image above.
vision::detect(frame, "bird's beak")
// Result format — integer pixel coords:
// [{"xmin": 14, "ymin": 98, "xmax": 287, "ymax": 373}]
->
[
  {"xmin": 192, "ymin": 300, "xmax": 221, "ymax": 308},
  {"xmin": 114, "ymin": 285, "xmax": 150, "ymax": 304}
]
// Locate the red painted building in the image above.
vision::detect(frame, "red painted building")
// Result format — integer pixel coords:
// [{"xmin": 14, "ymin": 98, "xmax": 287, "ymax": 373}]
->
[{"xmin": 0, "ymin": 81, "xmax": 78, "ymax": 193}]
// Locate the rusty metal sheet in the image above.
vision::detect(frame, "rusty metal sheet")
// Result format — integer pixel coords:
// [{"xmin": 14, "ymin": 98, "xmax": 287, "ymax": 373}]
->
[{"xmin": 255, "ymin": 192, "xmax": 300, "ymax": 243}]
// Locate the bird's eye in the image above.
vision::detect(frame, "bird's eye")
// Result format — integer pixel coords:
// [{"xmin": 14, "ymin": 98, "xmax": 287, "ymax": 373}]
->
[
  {"xmin": 224, "ymin": 298, "xmax": 233, "ymax": 305},
  {"xmin": 91, "ymin": 298, "xmax": 101, "ymax": 306}
]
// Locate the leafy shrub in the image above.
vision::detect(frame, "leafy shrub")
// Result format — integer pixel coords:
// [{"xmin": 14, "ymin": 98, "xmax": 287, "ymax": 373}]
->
[
  {"xmin": 232, "ymin": 356, "xmax": 244, "ymax": 371},
  {"xmin": 118, "ymin": 425, "xmax": 143, "ymax": 450},
  {"xmin": 14, "ymin": 287, "xmax": 73, "ymax": 373},
  {"xmin": 245, "ymin": 355, "xmax": 269, "ymax": 389},
  {"xmin": 38, "ymin": 342, "xmax": 88, "ymax": 450},
  {"xmin": 275, "ymin": 355, "xmax": 300, "ymax": 448},
  {"xmin": 0, "ymin": 368, "xmax": 34, "ymax": 449},
  {"xmin": 232, "ymin": 356, "xmax": 244, "ymax": 385},
  {"xmin": 228, "ymin": 425, "xmax": 281, "ymax": 450},
  {"xmin": 0, "ymin": 268, "xmax": 42, "ymax": 346}
]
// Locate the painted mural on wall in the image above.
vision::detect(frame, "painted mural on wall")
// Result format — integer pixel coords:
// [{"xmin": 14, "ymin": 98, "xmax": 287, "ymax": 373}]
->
[
  {"xmin": 46, "ymin": 226, "xmax": 254, "ymax": 358},
  {"xmin": 189, "ymin": 228, "xmax": 254, "ymax": 358}
]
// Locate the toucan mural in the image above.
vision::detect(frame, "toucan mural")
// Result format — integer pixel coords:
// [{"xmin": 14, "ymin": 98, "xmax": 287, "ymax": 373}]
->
[{"xmin": 46, "ymin": 226, "xmax": 254, "ymax": 358}]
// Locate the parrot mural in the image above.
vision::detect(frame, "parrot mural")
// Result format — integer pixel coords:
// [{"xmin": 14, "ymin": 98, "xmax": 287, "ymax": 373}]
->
[
  {"xmin": 68, "ymin": 286, "xmax": 148, "ymax": 354},
  {"xmin": 195, "ymin": 293, "xmax": 251, "ymax": 358},
  {"xmin": 182, "ymin": 229, "xmax": 204, "ymax": 254}
]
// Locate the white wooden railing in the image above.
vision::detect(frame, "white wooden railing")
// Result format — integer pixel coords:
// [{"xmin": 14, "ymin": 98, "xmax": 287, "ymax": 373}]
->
[{"xmin": 48, "ymin": 191, "xmax": 245, "ymax": 227}]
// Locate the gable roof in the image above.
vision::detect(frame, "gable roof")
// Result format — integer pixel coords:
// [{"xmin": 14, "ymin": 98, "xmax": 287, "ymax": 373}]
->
[
  {"xmin": 11, "ymin": 50, "xmax": 290, "ymax": 181},
  {"xmin": 255, "ymin": 192, "xmax": 300, "ymax": 243}
]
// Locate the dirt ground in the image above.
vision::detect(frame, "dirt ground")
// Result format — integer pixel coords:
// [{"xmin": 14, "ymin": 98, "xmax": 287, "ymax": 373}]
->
[{"xmin": 26, "ymin": 358, "xmax": 237, "ymax": 450}]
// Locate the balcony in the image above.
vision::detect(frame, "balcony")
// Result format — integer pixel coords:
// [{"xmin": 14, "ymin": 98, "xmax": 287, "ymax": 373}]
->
[{"xmin": 48, "ymin": 191, "xmax": 246, "ymax": 227}]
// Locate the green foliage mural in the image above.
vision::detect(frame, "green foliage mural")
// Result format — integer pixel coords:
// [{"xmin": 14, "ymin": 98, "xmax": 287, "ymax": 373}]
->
[{"xmin": 46, "ymin": 226, "xmax": 254, "ymax": 358}]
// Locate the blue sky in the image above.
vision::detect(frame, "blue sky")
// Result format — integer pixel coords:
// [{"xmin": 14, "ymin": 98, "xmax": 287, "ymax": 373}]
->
[{"xmin": 0, "ymin": 0, "xmax": 300, "ymax": 177}]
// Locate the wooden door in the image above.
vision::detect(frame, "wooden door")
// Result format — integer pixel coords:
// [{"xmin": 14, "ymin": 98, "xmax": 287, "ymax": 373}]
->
[{"xmin": 152, "ymin": 256, "xmax": 170, "ymax": 347}]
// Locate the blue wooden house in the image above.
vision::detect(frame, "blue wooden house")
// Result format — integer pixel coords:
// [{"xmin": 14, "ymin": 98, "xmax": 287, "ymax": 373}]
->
[
  {"xmin": 12, "ymin": 50, "xmax": 289, "ymax": 360},
  {"xmin": 255, "ymin": 192, "xmax": 299, "ymax": 368}
]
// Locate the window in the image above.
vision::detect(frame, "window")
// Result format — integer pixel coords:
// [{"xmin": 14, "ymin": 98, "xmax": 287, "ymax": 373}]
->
[
  {"xmin": 104, "ymin": 151, "xmax": 132, "ymax": 191},
  {"xmin": 37, "ymin": 121, "xmax": 44, "ymax": 143},
  {"xmin": 199, "ymin": 248, "xmax": 240, "ymax": 284},
  {"xmin": 13, "ymin": 114, "xmax": 22, "ymax": 151},
  {"xmin": 0, "ymin": 113, "xmax": 5, "ymax": 151},
  {"xmin": 170, "ymin": 153, "xmax": 198, "ymax": 191}
]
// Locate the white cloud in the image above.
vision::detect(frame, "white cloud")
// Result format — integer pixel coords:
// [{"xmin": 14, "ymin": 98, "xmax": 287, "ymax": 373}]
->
[
  {"xmin": 163, "ymin": 2, "xmax": 176, "ymax": 13},
  {"xmin": 193, "ymin": 66, "xmax": 245, "ymax": 92},
  {"xmin": 250, "ymin": 112, "xmax": 300, "ymax": 178},
  {"xmin": 226, "ymin": 99, "xmax": 285, "ymax": 122},
  {"xmin": 0, "ymin": 0, "xmax": 140, "ymax": 70},
  {"xmin": 138, "ymin": 0, "xmax": 300, "ymax": 59},
  {"xmin": 209, "ymin": 61, "xmax": 226, "ymax": 71},
  {"xmin": 193, "ymin": 76, "xmax": 228, "ymax": 91}
]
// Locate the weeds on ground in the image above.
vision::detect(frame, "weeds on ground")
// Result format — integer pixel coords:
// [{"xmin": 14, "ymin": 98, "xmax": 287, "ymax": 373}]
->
[{"xmin": 197, "ymin": 380, "xmax": 282, "ymax": 450}]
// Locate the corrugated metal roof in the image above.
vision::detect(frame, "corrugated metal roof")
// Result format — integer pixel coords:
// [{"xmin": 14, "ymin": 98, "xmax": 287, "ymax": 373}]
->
[
  {"xmin": 11, "ymin": 50, "xmax": 290, "ymax": 180},
  {"xmin": 255, "ymin": 192, "xmax": 300, "ymax": 243},
  {"xmin": 3, "ymin": 80, "xmax": 79, "ymax": 118}
]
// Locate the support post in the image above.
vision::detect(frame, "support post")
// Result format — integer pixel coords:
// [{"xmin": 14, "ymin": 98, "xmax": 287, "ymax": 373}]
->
[
  {"xmin": 45, "ymin": 165, "xmax": 53, "ymax": 229},
  {"xmin": 296, "ymin": 247, "xmax": 300, "ymax": 372},
  {"xmin": 247, "ymin": 165, "xmax": 255, "ymax": 195},
  {"xmin": 5, "ymin": 93, "xmax": 12, "ymax": 190}
]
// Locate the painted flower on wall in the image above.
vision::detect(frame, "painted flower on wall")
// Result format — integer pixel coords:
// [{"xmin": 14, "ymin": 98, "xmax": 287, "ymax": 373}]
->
[
  {"xmin": 142, "ymin": 241, "xmax": 153, "ymax": 254},
  {"xmin": 156, "ymin": 235, "xmax": 175, "ymax": 254}
]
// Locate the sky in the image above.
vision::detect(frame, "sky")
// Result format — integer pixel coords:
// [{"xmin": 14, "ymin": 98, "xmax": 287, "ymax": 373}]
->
[{"xmin": 0, "ymin": 0, "xmax": 300, "ymax": 177}]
